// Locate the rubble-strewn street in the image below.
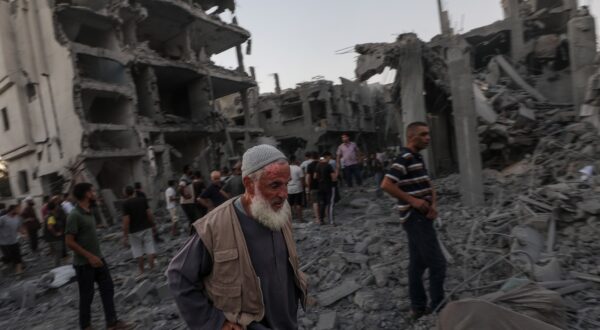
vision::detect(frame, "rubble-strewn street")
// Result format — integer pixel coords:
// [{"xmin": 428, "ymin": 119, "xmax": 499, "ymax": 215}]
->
[
  {"xmin": 2, "ymin": 0, "xmax": 600, "ymax": 329},
  {"xmin": 2, "ymin": 131, "xmax": 600, "ymax": 329}
]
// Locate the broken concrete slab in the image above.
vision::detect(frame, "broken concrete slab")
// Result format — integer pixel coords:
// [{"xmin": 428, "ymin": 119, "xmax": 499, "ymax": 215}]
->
[
  {"xmin": 316, "ymin": 311, "xmax": 337, "ymax": 330},
  {"xmin": 316, "ymin": 280, "xmax": 362, "ymax": 307},
  {"xmin": 473, "ymin": 84, "xmax": 498, "ymax": 124},
  {"xmin": 493, "ymin": 55, "xmax": 548, "ymax": 102}
]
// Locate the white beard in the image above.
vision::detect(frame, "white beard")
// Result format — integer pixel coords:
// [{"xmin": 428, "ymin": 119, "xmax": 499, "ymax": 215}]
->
[{"xmin": 249, "ymin": 191, "xmax": 291, "ymax": 231}]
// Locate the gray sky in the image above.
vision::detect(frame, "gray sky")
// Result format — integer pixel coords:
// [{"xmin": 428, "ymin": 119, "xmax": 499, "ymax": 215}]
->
[{"xmin": 214, "ymin": 0, "xmax": 600, "ymax": 93}]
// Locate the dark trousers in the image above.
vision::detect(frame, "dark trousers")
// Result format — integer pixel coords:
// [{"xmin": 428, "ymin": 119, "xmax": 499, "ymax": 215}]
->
[
  {"xmin": 318, "ymin": 187, "xmax": 336, "ymax": 224},
  {"xmin": 25, "ymin": 226, "xmax": 38, "ymax": 252},
  {"xmin": 181, "ymin": 203, "xmax": 199, "ymax": 224},
  {"xmin": 402, "ymin": 212, "xmax": 446, "ymax": 311},
  {"xmin": 342, "ymin": 164, "xmax": 362, "ymax": 187},
  {"xmin": 74, "ymin": 260, "xmax": 117, "ymax": 329}
]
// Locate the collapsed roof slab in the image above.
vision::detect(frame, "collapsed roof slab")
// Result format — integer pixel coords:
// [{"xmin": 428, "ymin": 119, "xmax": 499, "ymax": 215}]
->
[{"xmin": 137, "ymin": 0, "xmax": 250, "ymax": 56}]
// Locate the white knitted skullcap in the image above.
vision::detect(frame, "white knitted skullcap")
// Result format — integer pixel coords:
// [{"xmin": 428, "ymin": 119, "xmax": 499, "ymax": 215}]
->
[{"xmin": 241, "ymin": 144, "xmax": 287, "ymax": 177}]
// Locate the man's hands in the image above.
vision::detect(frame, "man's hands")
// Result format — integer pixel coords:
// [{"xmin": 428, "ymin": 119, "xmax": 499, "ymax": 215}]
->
[
  {"xmin": 426, "ymin": 205, "xmax": 438, "ymax": 220},
  {"xmin": 409, "ymin": 198, "xmax": 438, "ymax": 220},
  {"xmin": 410, "ymin": 198, "xmax": 430, "ymax": 214},
  {"xmin": 222, "ymin": 321, "xmax": 242, "ymax": 330},
  {"xmin": 87, "ymin": 255, "xmax": 104, "ymax": 268}
]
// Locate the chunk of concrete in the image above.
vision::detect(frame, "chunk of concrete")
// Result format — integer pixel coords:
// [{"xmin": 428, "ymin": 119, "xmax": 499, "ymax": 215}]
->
[
  {"xmin": 126, "ymin": 280, "xmax": 154, "ymax": 302},
  {"xmin": 316, "ymin": 280, "xmax": 362, "ymax": 307},
  {"xmin": 316, "ymin": 311, "xmax": 337, "ymax": 330},
  {"xmin": 9, "ymin": 282, "xmax": 36, "ymax": 308},
  {"xmin": 349, "ymin": 198, "xmax": 370, "ymax": 209}
]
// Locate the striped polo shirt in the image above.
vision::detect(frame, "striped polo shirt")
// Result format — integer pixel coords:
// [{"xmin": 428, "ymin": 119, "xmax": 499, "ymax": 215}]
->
[{"xmin": 385, "ymin": 147, "xmax": 433, "ymax": 222}]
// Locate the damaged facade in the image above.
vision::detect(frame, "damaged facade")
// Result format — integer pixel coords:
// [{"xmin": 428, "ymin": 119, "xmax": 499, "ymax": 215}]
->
[
  {"xmin": 0, "ymin": 0, "xmax": 255, "ymax": 216},
  {"xmin": 220, "ymin": 78, "xmax": 400, "ymax": 157},
  {"xmin": 355, "ymin": 0, "xmax": 597, "ymax": 205}
]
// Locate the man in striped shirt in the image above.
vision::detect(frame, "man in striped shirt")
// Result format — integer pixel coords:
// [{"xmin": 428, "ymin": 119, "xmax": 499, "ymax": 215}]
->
[{"xmin": 381, "ymin": 121, "xmax": 446, "ymax": 320}]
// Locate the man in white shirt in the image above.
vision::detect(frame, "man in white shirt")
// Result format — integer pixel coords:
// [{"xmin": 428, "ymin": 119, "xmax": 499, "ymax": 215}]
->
[
  {"xmin": 61, "ymin": 193, "xmax": 75, "ymax": 215},
  {"xmin": 165, "ymin": 180, "xmax": 179, "ymax": 236},
  {"xmin": 179, "ymin": 165, "xmax": 198, "ymax": 234},
  {"xmin": 287, "ymin": 156, "xmax": 305, "ymax": 222}
]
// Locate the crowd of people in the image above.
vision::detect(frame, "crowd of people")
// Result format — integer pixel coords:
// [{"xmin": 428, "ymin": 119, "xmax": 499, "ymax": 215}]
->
[{"xmin": 0, "ymin": 127, "xmax": 444, "ymax": 329}]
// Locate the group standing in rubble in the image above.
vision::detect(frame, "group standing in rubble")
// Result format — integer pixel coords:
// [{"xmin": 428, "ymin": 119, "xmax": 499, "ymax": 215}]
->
[{"xmin": 0, "ymin": 127, "xmax": 448, "ymax": 328}]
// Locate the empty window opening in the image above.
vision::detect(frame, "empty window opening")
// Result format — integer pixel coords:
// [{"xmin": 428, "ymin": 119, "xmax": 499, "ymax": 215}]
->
[
  {"xmin": 18, "ymin": 170, "xmax": 29, "ymax": 194},
  {"xmin": 350, "ymin": 102, "xmax": 360, "ymax": 118},
  {"xmin": 310, "ymin": 100, "xmax": 327, "ymax": 125},
  {"xmin": 133, "ymin": 67, "xmax": 158, "ymax": 118},
  {"xmin": 57, "ymin": 9, "xmax": 118, "ymax": 50},
  {"xmin": 363, "ymin": 106, "xmax": 373, "ymax": 119},
  {"xmin": 87, "ymin": 131, "xmax": 139, "ymax": 151},
  {"xmin": 234, "ymin": 117, "xmax": 245, "ymax": 126},
  {"xmin": 1, "ymin": 108, "xmax": 9, "ymax": 131},
  {"xmin": 40, "ymin": 172, "xmax": 65, "ymax": 196},
  {"xmin": 136, "ymin": 11, "xmax": 189, "ymax": 60},
  {"xmin": 26, "ymin": 83, "xmax": 37, "ymax": 102},
  {"xmin": 77, "ymin": 54, "xmax": 127, "ymax": 84},
  {"xmin": 81, "ymin": 90, "xmax": 132, "ymax": 125},
  {"xmin": 281, "ymin": 103, "xmax": 303, "ymax": 122},
  {"xmin": 92, "ymin": 158, "xmax": 142, "ymax": 198},
  {"xmin": 155, "ymin": 69, "xmax": 194, "ymax": 118}
]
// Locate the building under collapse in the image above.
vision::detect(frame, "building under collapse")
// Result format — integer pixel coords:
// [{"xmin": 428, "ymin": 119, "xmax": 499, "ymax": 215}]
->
[
  {"xmin": 355, "ymin": 0, "xmax": 597, "ymax": 206},
  {"xmin": 0, "ymin": 0, "xmax": 256, "ymax": 216},
  {"xmin": 220, "ymin": 77, "xmax": 400, "ymax": 157}
]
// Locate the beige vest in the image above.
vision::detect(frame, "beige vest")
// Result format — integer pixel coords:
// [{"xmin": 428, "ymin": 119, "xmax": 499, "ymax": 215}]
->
[{"xmin": 193, "ymin": 199, "xmax": 308, "ymax": 327}]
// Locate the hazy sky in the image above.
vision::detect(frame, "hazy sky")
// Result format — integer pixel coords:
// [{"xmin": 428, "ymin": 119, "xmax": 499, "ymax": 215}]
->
[{"xmin": 214, "ymin": 0, "xmax": 600, "ymax": 93}]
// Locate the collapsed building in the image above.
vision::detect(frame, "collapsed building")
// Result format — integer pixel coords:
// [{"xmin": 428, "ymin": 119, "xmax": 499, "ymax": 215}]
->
[
  {"xmin": 219, "ymin": 77, "xmax": 400, "ymax": 157},
  {"xmin": 355, "ymin": 0, "xmax": 597, "ymax": 205},
  {"xmin": 0, "ymin": 0, "xmax": 257, "ymax": 216}
]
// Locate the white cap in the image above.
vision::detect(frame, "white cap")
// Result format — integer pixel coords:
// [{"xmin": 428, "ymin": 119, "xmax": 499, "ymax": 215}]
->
[{"xmin": 241, "ymin": 144, "xmax": 287, "ymax": 177}]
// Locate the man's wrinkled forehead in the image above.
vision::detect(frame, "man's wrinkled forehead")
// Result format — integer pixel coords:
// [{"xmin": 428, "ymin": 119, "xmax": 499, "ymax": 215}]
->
[{"xmin": 261, "ymin": 162, "xmax": 290, "ymax": 181}]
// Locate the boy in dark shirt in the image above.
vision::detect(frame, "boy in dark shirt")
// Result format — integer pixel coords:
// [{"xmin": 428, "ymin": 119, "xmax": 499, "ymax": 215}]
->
[
  {"xmin": 305, "ymin": 152, "xmax": 321, "ymax": 223},
  {"xmin": 315, "ymin": 152, "xmax": 338, "ymax": 225},
  {"xmin": 122, "ymin": 186, "xmax": 157, "ymax": 276}
]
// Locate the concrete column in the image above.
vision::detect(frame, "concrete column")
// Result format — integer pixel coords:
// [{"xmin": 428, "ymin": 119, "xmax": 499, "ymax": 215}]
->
[
  {"xmin": 299, "ymin": 87, "xmax": 313, "ymax": 128},
  {"xmin": 568, "ymin": 13, "xmax": 597, "ymax": 112},
  {"xmin": 398, "ymin": 35, "xmax": 434, "ymax": 175},
  {"xmin": 447, "ymin": 38, "xmax": 485, "ymax": 207},
  {"xmin": 507, "ymin": 0, "xmax": 525, "ymax": 62}
]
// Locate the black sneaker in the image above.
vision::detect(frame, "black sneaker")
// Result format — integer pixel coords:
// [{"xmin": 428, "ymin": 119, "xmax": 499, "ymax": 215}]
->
[{"xmin": 409, "ymin": 307, "xmax": 431, "ymax": 321}]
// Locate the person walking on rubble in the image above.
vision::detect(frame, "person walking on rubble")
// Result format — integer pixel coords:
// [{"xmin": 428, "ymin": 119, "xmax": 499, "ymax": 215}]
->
[
  {"xmin": 198, "ymin": 170, "xmax": 228, "ymax": 210},
  {"xmin": 44, "ymin": 201, "xmax": 66, "ymax": 267},
  {"xmin": 381, "ymin": 121, "xmax": 447, "ymax": 320},
  {"xmin": 287, "ymin": 156, "xmax": 305, "ymax": 222},
  {"xmin": 165, "ymin": 180, "xmax": 180, "ymax": 236},
  {"xmin": 179, "ymin": 165, "xmax": 199, "ymax": 233},
  {"xmin": 65, "ymin": 182, "xmax": 131, "ymax": 330},
  {"xmin": 0, "ymin": 204, "xmax": 24, "ymax": 274},
  {"xmin": 336, "ymin": 133, "xmax": 363, "ymax": 188},
  {"xmin": 221, "ymin": 161, "xmax": 245, "ymax": 198},
  {"xmin": 167, "ymin": 144, "xmax": 307, "ymax": 330},
  {"xmin": 122, "ymin": 185, "xmax": 157, "ymax": 277},
  {"xmin": 21, "ymin": 196, "xmax": 41, "ymax": 256},
  {"xmin": 315, "ymin": 151, "xmax": 338, "ymax": 225}
]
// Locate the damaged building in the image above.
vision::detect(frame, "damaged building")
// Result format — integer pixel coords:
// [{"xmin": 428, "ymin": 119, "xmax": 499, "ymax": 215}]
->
[
  {"xmin": 0, "ymin": 0, "xmax": 256, "ymax": 217},
  {"xmin": 219, "ymin": 77, "xmax": 400, "ymax": 157},
  {"xmin": 355, "ymin": 0, "xmax": 597, "ymax": 205}
]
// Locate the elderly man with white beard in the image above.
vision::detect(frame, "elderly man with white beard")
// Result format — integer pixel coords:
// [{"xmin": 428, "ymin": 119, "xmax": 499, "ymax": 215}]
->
[{"xmin": 167, "ymin": 144, "xmax": 308, "ymax": 330}]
